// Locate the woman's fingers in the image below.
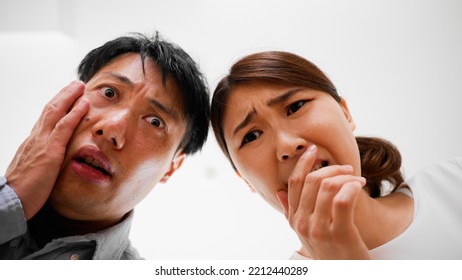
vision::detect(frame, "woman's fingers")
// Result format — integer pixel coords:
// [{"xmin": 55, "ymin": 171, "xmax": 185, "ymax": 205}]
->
[
  {"xmin": 283, "ymin": 144, "xmax": 369, "ymax": 260},
  {"xmin": 313, "ymin": 175, "xmax": 365, "ymax": 227},
  {"xmin": 294, "ymin": 178, "xmax": 369, "ymax": 259},
  {"xmin": 287, "ymin": 145, "xmax": 317, "ymax": 220},
  {"xmin": 332, "ymin": 180, "xmax": 364, "ymax": 233},
  {"xmin": 276, "ymin": 190, "xmax": 289, "ymax": 218},
  {"xmin": 296, "ymin": 164, "xmax": 354, "ymax": 217}
]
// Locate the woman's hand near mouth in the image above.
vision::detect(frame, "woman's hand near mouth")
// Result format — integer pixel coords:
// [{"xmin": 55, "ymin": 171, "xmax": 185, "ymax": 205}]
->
[{"xmin": 277, "ymin": 144, "xmax": 371, "ymax": 259}]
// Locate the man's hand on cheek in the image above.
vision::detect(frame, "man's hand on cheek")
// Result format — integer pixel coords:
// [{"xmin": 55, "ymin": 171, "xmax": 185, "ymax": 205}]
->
[{"xmin": 5, "ymin": 81, "xmax": 89, "ymax": 220}]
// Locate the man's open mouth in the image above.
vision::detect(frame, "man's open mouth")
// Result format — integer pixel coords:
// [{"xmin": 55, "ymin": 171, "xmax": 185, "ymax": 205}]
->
[{"xmin": 76, "ymin": 156, "xmax": 111, "ymax": 176}]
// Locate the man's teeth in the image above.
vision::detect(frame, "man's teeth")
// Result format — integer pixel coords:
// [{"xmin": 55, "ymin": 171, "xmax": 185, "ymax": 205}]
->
[{"xmin": 84, "ymin": 156, "xmax": 102, "ymax": 169}]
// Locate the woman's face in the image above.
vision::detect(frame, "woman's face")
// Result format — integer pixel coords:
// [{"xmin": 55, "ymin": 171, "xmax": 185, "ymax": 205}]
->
[{"xmin": 222, "ymin": 81, "xmax": 361, "ymax": 212}]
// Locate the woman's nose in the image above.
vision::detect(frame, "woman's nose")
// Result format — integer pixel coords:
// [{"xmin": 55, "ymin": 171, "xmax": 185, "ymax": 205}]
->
[
  {"xmin": 276, "ymin": 131, "xmax": 307, "ymax": 161},
  {"xmin": 92, "ymin": 110, "xmax": 129, "ymax": 150}
]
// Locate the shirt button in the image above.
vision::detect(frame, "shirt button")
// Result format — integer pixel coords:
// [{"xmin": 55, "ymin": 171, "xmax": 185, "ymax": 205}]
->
[
  {"xmin": 9, "ymin": 239, "xmax": 19, "ymax": 247},
  {"xmin": 70, "ymin": 254, "xmax": 79, "ymax": 260}
]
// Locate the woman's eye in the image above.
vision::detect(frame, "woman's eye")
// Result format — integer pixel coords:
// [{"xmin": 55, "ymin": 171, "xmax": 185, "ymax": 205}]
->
[
  {"xmin": 287, "ymin": 100, "xmax": 306, "ymax": 115},
  {"xmin": 242, "ymin": 130, "xmax": 262, "ymax": 145},
  {"xmin": 101, "ymin": 87, "xmax": 116, "ymax": 98},
  {"xmin": 145, "ymin": 116, "xmax": 165, "ymax": 128}
]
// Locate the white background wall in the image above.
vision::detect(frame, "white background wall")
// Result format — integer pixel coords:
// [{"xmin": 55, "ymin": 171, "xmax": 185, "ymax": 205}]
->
[{"xmin": 0, "ymin": 0, "xmax": 461, "ymax": 259}]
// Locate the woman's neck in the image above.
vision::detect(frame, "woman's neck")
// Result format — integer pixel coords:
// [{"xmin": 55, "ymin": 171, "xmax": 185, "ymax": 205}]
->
[{"xmin": 354, "ymin": 189, "xmax": 414, "ymax": 250}]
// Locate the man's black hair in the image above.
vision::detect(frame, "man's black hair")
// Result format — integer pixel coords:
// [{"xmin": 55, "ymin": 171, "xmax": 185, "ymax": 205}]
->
[{"xmin": 77, "ymin": 32, "xmax": 210, "ymax": 155}]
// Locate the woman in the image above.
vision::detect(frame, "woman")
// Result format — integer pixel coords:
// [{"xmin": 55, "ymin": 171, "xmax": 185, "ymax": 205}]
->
[{"xmin": 211, "ymin": 51, "xmax": 462, "ymax": 259}]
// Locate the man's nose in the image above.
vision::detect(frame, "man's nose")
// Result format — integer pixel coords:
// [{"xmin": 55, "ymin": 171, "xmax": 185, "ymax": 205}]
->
[
  {"xmin": 92, "ymin": 110, "xmax": 129, "ymax": 150},
  {"xmin": 276, "ymin": 131, "xmax": 307, "ymax": 162}
]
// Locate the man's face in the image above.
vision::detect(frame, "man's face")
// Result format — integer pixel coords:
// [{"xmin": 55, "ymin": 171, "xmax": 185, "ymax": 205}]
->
[{"xmin": 50, "ymin": 53, "xmax": 187, "ymax": 224}]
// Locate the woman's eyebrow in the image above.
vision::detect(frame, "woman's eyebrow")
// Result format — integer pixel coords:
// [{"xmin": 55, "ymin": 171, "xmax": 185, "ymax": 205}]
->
[
  {"xmin": 232, "ymin": 88, "xmax": 303, "ymax": 137},
  {"xmin": 233, "ymin": 108, "xmax": 256, "ymax": 137},
  {"xmin": 266, "ymin": 88, "xmax": 303, "ymax": 107}
]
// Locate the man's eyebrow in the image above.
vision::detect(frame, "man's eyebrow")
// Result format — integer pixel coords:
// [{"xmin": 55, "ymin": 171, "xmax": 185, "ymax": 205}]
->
[
  {"xmin": 266, "ymin": 88, "xmax": 303, "ymax": 107},
  {"xmin": 233, "ymin": 108, "xmax": 256, "ymax": 137},
  {"xmin": 149, "ymin": 99, "xmax": 178, "ymax": 121},
  {"xmin": 101, "ymin": 72, "xmax": 135, "ymax": 87},
  {"xmin": 101, "ymin": 72, "xmax": 178, "ymax": 121}
]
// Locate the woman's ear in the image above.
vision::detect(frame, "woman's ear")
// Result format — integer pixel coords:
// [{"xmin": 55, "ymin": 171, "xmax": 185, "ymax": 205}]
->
[
  {"xmin": 236, "ymin": 171, "xmax": 256, "ymax": 192},
  {"xmin": 160, "ymin": 152, "xmax": 186, "ymax": 183},
  {"xmin": 340, "ymin": 97, "xmax": 356, "ymax": 131}
]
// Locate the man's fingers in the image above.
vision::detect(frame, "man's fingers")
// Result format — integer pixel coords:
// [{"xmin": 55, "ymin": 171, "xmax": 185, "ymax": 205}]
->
[
  {"xmin": 48, "ymin": 99, "xmax": 89, "ymax": 153},
  {"xmin": 47, "ymin": 80, "xmax": 86, "ymax": 108},
  {"xmin": 39, "ymin": 81, "xmax": 86, "ymax": 133}
]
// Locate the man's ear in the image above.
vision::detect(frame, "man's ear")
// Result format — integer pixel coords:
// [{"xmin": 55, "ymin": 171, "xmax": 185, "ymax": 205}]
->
[
  {"xmin": 340, "ymin": 97, "xmax": 356, "ymax": 131},
  {"xmin": 160, "ymin": 152, "xmax": 186, "ymax": 183},
  {"xmin": 236, "ymin": 171, "xmax": 256, "ymax": 192}
]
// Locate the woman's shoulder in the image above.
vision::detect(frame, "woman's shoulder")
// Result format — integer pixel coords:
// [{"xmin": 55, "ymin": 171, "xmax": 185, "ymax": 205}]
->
[
  {"xmin": 412, "ymin": 157, "xmax": 462, "ymax": 176},
  {"xmin": 452, "ymin": 156, "xmax": 462, "ymax": 168},
  {"xmin": 437, "ymin": 156, "xmax": 462, "ymax": 166},
  {"xmin": 406, "ymin": 156, "xmax": 462, "ymax": 195}
]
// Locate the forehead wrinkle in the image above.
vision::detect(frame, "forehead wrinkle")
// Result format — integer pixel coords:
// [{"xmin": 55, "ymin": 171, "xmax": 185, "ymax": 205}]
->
[
  {"xmin": 99, "ymin": 72, "xmax": 136, "ymax": 88},
  {"xmin": 148, "ymin": 98, "xmax": 178, "ymax": 121},
  {"xmin": 232, "ymin": 87, "xmax": 304, "ymax": 137},
  {"xmin": 232, "ymin": 107, "xmax": 257, "ymax": 137},
  {"xmin": 136, "ymin": 61, "xmax": 184, "ymax": 123},
  {"xmin": 266, "ymin": 87, "xmax": 303, "ymax": 107}
]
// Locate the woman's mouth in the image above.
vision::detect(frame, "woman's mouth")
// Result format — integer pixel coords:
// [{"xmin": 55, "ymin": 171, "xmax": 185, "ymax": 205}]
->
[{"xmin": 311, "ymin": 160, "xmax": 329, "ymax": 172}]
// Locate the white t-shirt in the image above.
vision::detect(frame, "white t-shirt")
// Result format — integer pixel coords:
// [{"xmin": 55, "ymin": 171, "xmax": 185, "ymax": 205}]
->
[
  {"xmin": 370, "ymin": 157, "xmax": 462, "ymax": 259},
  {"xmin": 291, "ymin": 157, "xmax": 462, "ymax": 260}
]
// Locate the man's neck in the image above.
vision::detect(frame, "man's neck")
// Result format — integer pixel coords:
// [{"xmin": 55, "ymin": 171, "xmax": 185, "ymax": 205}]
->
[{"xmin": 29, "ymin": 204, "xmax": 124, "ymax": 248}]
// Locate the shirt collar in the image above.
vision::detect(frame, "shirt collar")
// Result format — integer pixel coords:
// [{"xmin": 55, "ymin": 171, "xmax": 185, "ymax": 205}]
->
[
  {"xmin": 81, "ymin": 210, "xmax": 135, "ymax": 259},
  {"xmin": 30, "ymin": 210, "xmax": 136, "ymax": 259}
]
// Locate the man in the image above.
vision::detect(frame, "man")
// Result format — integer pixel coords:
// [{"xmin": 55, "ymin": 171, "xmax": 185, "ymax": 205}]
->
[{"xmin": 0, "ymin": 32, "xmax": 210, "ymax": 259}]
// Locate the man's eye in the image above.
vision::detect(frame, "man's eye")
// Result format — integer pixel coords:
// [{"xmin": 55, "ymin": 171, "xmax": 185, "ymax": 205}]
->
[
  {"xmin": 100, "ymin": 87, "xmax": 116, "ymax": 98},
  {"xmin": 145, "ymin": 116, "xmax": 165, "ymax": 128},
  {"xmin": 287, "ymin": 100, "xmax": 306, "ymax": 115},
  {"xmin": 242, "ymin": 130, "xmax": 262, "ymax": 146}
]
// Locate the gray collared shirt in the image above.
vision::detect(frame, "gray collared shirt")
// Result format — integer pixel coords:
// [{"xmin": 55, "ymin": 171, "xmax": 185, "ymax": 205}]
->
[{"xmin": 0, "ymin": 177, "xmax": 141, "ymax": 260}]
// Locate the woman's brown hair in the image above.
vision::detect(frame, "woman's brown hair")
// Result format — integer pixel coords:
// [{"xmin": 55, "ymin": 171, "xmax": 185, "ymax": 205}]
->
[{"xmin": 211, "ymin": 51, "xmax": 404, "ymax": 198}]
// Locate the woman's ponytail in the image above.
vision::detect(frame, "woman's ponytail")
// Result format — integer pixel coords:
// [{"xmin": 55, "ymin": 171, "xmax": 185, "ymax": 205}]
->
[{"xmin": 356, "ymin": 137, "xmax": 405, "ymax": 198}]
